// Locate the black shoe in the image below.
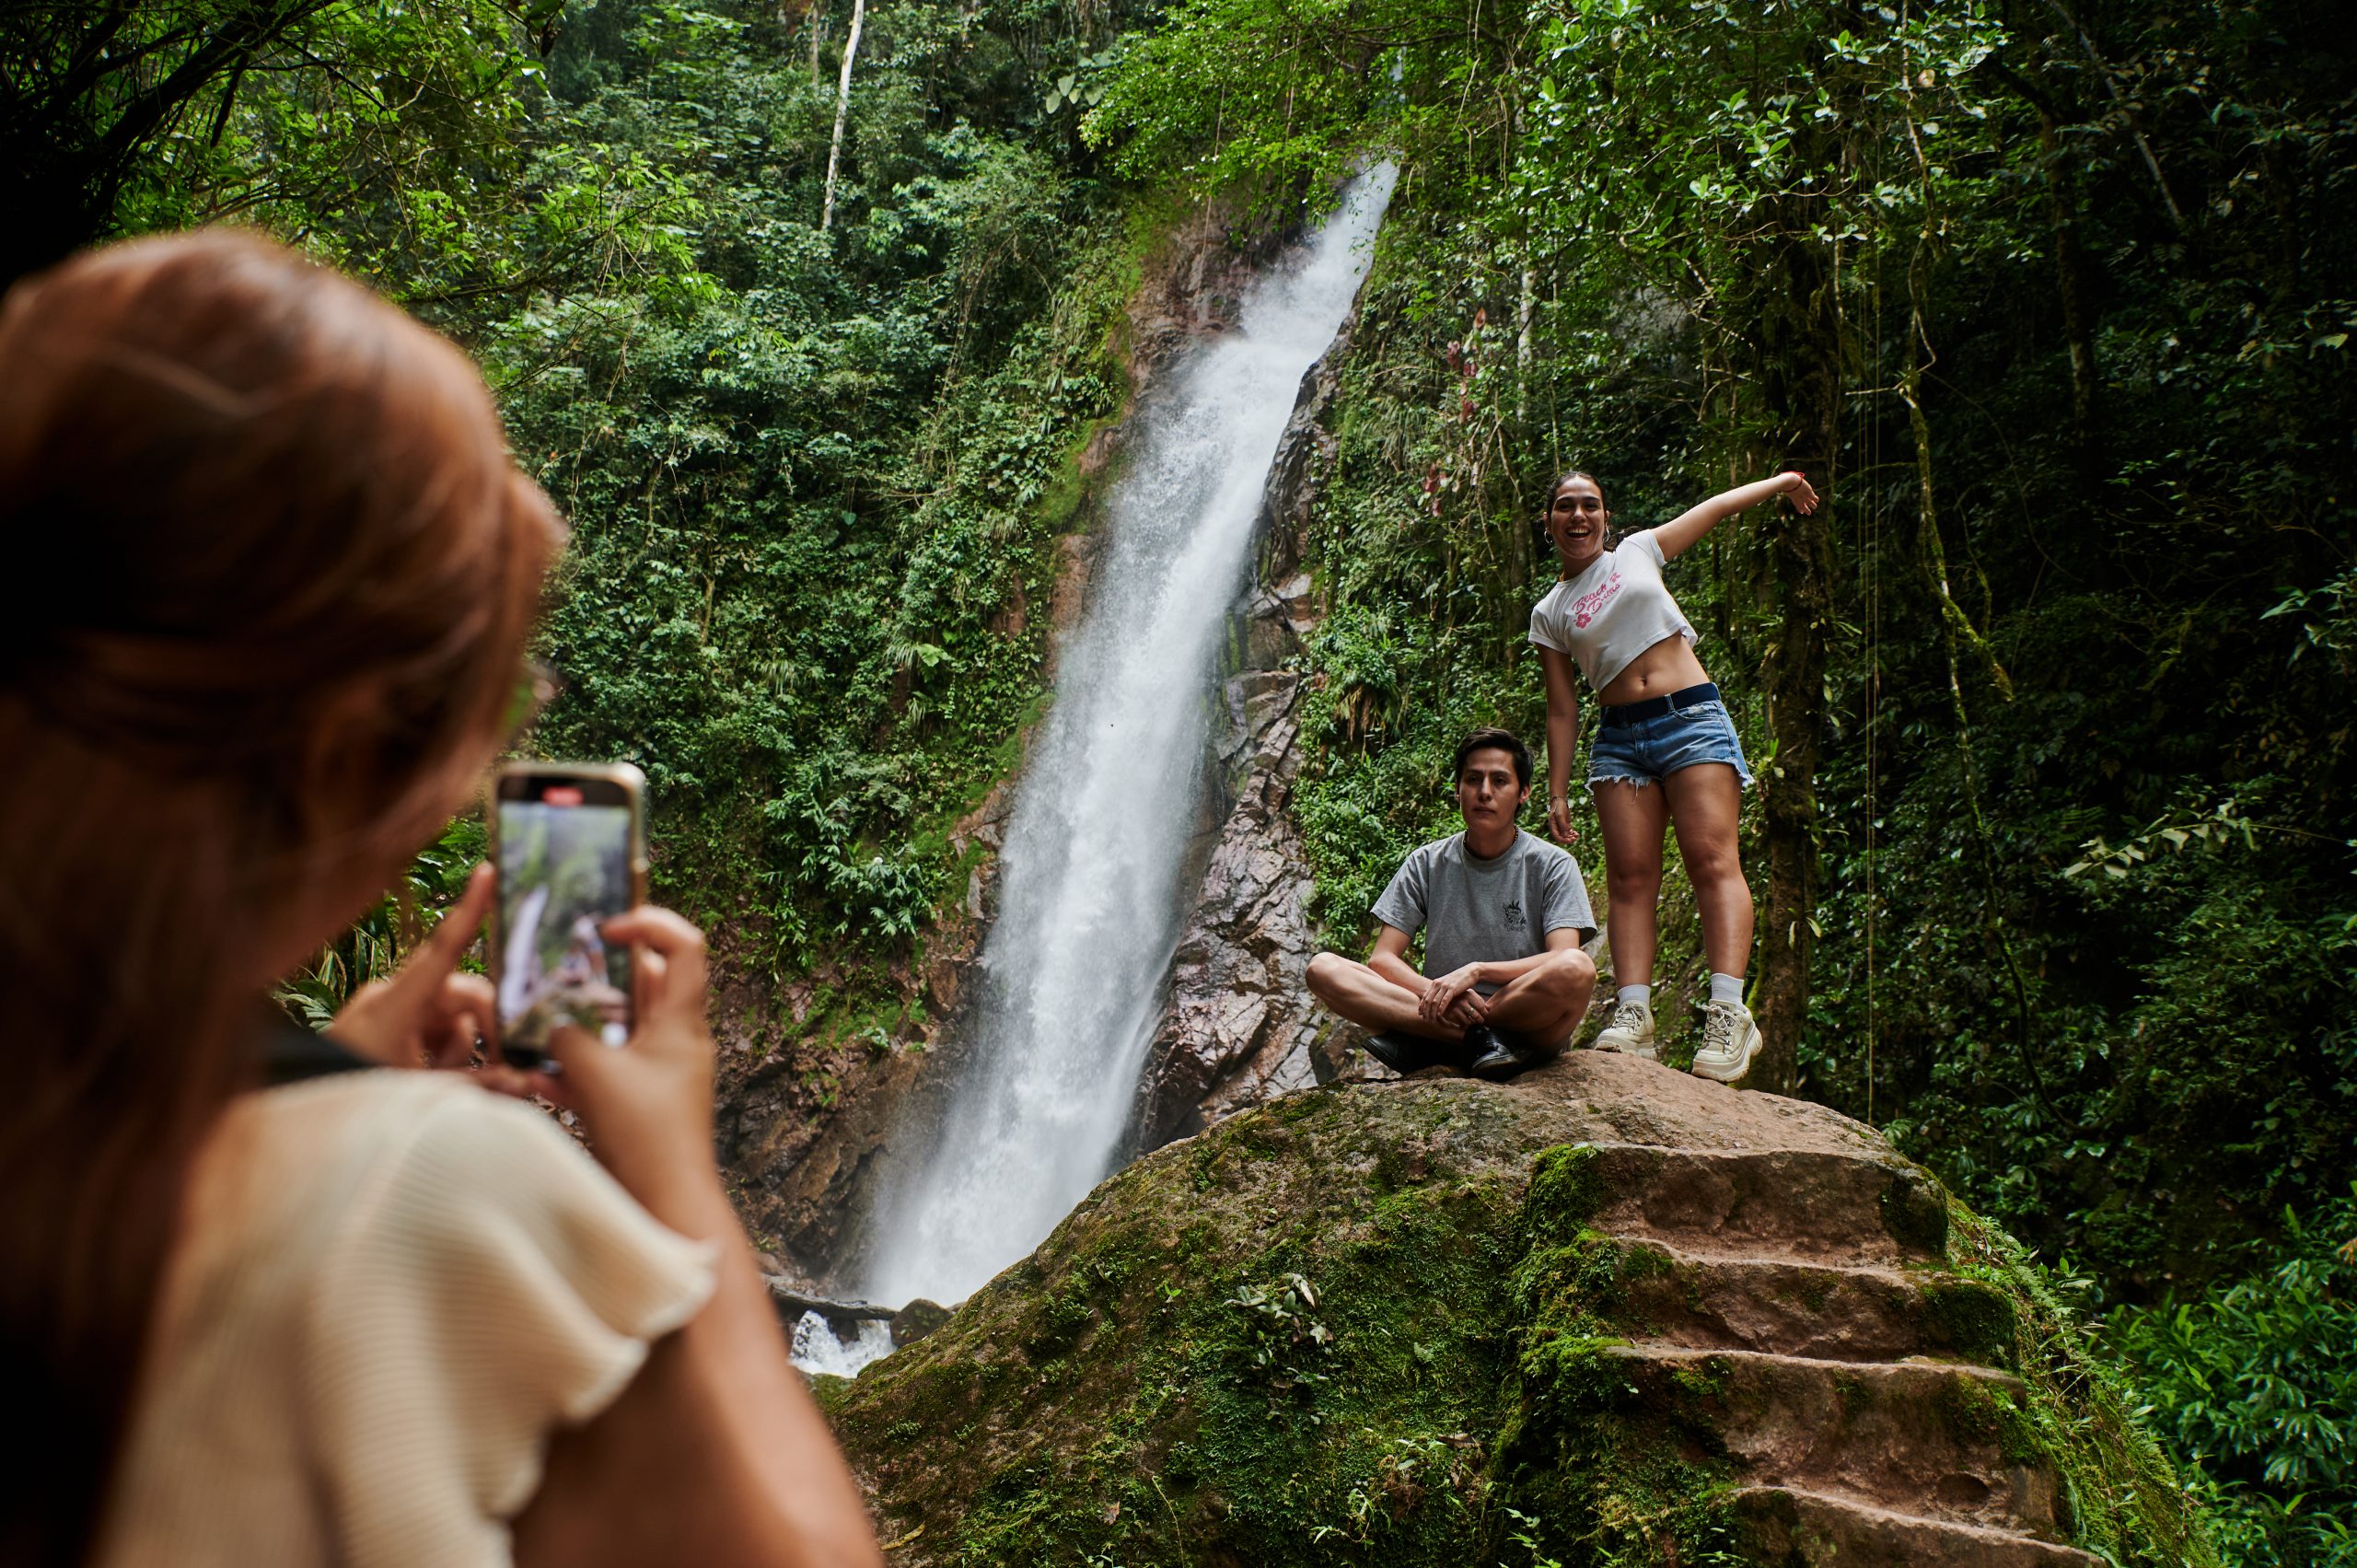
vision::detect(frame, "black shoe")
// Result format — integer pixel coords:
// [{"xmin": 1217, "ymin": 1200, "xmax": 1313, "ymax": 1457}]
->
[
  {"xmin": 1465, "ymin": 1025, "xmax": 1519, "ymax": 1080},
  {"xmin": 1469, "ymin": 1028, "xmax": 1566, "ymax": 1082},
  {"xmin": 1364, "ymin": 1030, "xmax": 1455, "ymax": 1075}
]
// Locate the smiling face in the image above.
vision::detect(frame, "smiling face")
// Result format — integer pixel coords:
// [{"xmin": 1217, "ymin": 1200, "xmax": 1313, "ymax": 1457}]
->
[
  {"xmin": 1548, "ymin": 474, "xmax": 1609, "ymax": 573},
  {"xmin": 1456, "ymin": 747, "xmax": 1531, "ymax": 844}
]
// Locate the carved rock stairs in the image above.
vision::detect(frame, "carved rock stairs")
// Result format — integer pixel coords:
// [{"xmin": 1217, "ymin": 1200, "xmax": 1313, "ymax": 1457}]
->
[{"xmin": 1560, "ymin": 1127, "xmax": 2100, "ymax": 1565}]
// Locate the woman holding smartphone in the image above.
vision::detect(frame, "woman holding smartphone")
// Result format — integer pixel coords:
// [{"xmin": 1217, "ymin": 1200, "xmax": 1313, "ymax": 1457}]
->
[
  {"xmin": 0, "ymin": 233, "xmax": 880, "ymax": 1568},
  {"xmin": 1529, "ymin": 468, "xmax": 1818, "ymax": 1083}
]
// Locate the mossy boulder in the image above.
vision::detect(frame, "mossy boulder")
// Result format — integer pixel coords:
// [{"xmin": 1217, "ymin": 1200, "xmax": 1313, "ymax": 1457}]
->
[{"xmin": 819, "ymin": 1053, "xmax": 2212, "ymax": 1567}]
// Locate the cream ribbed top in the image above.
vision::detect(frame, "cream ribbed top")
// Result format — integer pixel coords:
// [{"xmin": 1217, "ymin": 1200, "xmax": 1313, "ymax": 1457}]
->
[{"xmin": 96, "ymin": 1071, "xmax": 718, "ymax": 1568}]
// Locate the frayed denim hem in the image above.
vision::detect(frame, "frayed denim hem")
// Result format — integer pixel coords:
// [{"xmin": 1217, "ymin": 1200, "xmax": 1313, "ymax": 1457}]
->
[{"xmin": 1588, "ymin": 763, "xmax": 1755, "ymax": 792}]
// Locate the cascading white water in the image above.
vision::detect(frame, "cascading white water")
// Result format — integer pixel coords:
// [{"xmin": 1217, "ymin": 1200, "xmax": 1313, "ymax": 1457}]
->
[{"xmin": 855, "ymin": 167, "xmax": 1397, "ymax": 1313}]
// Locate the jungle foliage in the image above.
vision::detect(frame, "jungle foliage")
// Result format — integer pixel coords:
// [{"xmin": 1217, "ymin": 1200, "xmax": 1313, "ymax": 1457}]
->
[{"xmin": 4, "ymin": 0, "xmax": 1155, "ymax": 978}]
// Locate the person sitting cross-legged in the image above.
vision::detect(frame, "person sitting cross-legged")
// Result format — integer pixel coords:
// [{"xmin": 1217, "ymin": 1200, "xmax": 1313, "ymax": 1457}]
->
[{"xmin": 1306, "ymin": 729, "xmax": 1599, "ymax": 1082}]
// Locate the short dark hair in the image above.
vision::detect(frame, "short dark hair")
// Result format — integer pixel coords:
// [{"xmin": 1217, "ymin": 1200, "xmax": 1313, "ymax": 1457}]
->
[
  {"xmin": 1454, "ymin": 728, "xmax": 1532, "ymax": 789},
  {"xmin": 1549, "ymin": 469, "xmax": 1608, "ymax": 511}
]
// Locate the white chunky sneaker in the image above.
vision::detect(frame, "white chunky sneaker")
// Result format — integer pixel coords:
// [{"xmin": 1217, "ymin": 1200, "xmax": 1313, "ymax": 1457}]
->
[
  {"xmin": 1596, "ymin": 999, "xmax": 1657, "ymax": 1061},
  {"xmin": 1690, "ymin": 999, "xmax": 1761, "ymax": 1083}
]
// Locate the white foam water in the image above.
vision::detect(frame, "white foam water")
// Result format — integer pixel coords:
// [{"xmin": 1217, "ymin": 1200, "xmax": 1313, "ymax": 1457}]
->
[
  {"xmin": 852, "ymin": 166, "xmax": 1398, "ymax": 1323},
  {"xmin": 789, "ymin": 1310, "xmax": 895, "ymax": 1378}
]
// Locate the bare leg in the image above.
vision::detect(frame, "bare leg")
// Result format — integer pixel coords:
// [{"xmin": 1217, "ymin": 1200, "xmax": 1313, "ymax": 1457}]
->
[
  {"xmin": 1482, "ymin": 947, "xmax": 1597, "ymax": 1048},
  {"xmin": 1592, "ymin": 779, "xmax": 1669, "ymax": 986},
  {"xmin": 1305, "ymin": 952, "xmax": 1464, "ymax": 1043},
  {"xmin": 1661, "ymin": 763, "xmax": 1752, "ymax": 979}
]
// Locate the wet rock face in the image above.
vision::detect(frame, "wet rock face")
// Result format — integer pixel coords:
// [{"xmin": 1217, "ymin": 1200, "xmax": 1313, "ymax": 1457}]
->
[
  {"xmin": 819, "ymin": 1056, "xmax": 2213, "ymax": 1568},
  {"xmin": 1136, "ymin": 668, "xmax": 1350, "ymax": 1147},
  {"xmin": 1133, "ymin": 282, "xmax": 1382, "ymax": 1148},
  {"xmin": 1124, "ymin": 203, "xmax": 1297, "ymax": 392}
]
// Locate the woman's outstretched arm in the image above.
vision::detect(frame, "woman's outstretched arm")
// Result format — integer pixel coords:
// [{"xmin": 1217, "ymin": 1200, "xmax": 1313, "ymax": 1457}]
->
[
  {"xmin": 1539, "ymin": 646, "xmax": 1583, "ymax": 844},
  {"xmin": 1652, "ymin": 471, "xmax": 1819, "ymax": 561}
]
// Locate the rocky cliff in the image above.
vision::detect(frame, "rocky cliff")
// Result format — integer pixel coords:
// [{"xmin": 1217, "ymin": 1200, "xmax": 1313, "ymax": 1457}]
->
[
  {"xmin": 1132, "ymin": 654, "xmax": 1347, "ymax": 1149},
  {"xmin": 819, "ymin": 1053, "xmax": 2212, "ymax": 1567},
  {"xmin": 1131, "ymin": 277, "xmax": 1369, "ymax": 1148}
]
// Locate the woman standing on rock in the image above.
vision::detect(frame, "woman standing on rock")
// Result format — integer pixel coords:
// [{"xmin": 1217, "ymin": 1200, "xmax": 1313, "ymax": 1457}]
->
[
  {"xmin": 0, "ymin": 233, "xmax": 878, "ymax": 1568},
  {"xmin": 1529, "ymin": 468, "xmax": 1818, "ymax": 1083}
]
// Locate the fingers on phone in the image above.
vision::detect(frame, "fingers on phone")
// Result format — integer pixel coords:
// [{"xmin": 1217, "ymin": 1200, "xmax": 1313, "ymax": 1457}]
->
[
  {"xmin": 603, "ymin": 906, "xmax": 706, "ymax": 1018},
  {"xmin": 479, "ymin": 1063, "xmax": 565, "ymax": 1106},
  {"xmin": 543, "ymin": 1023, "xmax": 599, "ymax": 1075},
  {"xmin": 430, "ymin": 973, "xmax": 496, "ymax": 1067},
  {"xmin": 604, "ymin": 906, "xmax": 705, "ymax": 962},
  {"xmin": 412, "ymin": 865, "xmax": 493, "ymax": 975}
]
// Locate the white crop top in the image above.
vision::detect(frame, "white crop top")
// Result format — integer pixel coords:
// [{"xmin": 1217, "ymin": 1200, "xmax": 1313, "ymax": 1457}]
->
[{"xmin": 1527, "ymin": 528, "xmax": 1698, "ymax": 691}]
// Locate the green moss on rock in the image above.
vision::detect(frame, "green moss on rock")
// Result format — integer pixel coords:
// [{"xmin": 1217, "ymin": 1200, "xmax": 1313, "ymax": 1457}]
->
[
  {"xmin": 1877, "ymin": 1167, "xmax": 1951, "ymax": 1259},
  {"xmin": 822, "ymin": 1074, "xmax": 2214, "ymax": 1567},
  {"xmin": 1916, "ymin": 1276, "xmax": 2020, "ymax": 1370}
]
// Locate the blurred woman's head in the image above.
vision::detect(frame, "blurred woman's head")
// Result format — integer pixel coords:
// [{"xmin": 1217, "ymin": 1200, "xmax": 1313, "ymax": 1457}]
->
[{"xmin": 0, "ymin": 229, "xmax": 558, "ymax": 1565}]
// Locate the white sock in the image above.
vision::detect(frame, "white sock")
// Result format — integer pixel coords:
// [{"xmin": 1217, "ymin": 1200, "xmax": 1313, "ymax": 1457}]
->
[
  {"xmin": 1710, "ymin": 972, "xmax": 1745, "ymax": 1008},
  {"xmin": 1617, "ymin": 983, "xmax": 1651, "ymax": 1009}
]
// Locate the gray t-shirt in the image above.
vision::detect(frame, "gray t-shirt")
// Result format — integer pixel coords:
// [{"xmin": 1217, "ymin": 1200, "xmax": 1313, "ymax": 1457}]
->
[{"xmin": 1370, "ymin": 830, "xmax": 1596, "ymax": 988}]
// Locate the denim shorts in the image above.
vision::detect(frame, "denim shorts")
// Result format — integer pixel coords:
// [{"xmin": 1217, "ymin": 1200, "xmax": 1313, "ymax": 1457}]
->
[{"xmin": 1588, "ymin": 694, "xmax": 1754, "ymax": 790}]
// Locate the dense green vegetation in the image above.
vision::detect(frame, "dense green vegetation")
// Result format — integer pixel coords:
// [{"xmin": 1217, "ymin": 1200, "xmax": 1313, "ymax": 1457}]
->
[
  {"xmin": 2112, "ymin": 1183, "xmax": 2357, "ymax": 1566},
  {"xmin": 7, "ymin": 0, "xmax": 1149, "ymax": 993},
  {"xmin": 11, "ymin": 0, "xmax": 2351, "ymax": 1558}
]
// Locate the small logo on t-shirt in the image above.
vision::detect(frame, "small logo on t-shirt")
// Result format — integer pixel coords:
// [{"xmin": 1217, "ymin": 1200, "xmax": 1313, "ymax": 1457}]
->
[
  {"xmin": 1572, "ymin": 566, "xmax": 1623, "ymax": 629},
  {"xmin": 1504, "ymin": 900, "xmax": 1527, "ymax": 931}
]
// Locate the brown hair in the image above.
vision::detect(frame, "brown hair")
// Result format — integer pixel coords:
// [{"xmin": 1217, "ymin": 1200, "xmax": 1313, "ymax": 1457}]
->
[
  {"xmin": 1548, "ymin": 469, "xmax": 1608, "ymax": 512},
  {"xmin": 1454, "ymin": 727, "xmax": 1533, "ymax": 789},
  {"xmin": 0, "ymin": 231, "xmax": 559, "ymax": 1565}
]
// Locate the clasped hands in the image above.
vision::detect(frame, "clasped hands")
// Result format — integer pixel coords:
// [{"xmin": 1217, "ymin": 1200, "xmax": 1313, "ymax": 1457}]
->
[{"xmin": 1417, "ymin": 963, "xmax": 1492, "ymax": 1028}]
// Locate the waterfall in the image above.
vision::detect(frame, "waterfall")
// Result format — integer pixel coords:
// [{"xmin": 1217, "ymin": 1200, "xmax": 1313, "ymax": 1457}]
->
[{"xmin": 853, "ymin": 167, "xmax": 1396, "ymax": 1314}]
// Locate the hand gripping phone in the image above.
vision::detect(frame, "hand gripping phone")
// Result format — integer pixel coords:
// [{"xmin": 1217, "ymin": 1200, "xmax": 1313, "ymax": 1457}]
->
[{"xmin": 489, "ymin": 762, "xmax": 647, "ymax": 1069}]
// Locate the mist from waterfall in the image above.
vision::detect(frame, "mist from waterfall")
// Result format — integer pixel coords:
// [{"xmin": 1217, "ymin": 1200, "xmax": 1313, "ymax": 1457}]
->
[{"xmin": 854, "ymin": 166, "xmax": 1396, "ymax": 1311}]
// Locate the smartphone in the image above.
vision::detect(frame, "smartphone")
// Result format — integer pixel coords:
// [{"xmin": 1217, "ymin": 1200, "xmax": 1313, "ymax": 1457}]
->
[{"xmin": 489, "ymin": 762, "xmax": 647, "ymax": 1069}]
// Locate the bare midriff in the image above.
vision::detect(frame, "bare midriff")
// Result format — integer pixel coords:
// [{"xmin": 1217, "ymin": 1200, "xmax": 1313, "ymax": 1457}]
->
[{"xmin": 1595, "ymin": 633, "xmax": 1711, "ymax": 708}]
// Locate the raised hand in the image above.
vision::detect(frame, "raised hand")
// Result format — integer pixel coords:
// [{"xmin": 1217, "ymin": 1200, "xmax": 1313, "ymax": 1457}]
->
[
  {"xmin": 1782, "ymin": 470, "xmax": 1821, "ymax": 514},
  {"xmin": 331, "ymin": 863, "xmax": 497, "ymax": 1069}
]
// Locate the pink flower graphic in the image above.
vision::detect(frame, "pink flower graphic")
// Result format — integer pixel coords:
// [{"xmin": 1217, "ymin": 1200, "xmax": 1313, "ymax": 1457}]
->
[{"xmin": 1571, "ymin": 568, "xmax": 1622, "ymax": 629}]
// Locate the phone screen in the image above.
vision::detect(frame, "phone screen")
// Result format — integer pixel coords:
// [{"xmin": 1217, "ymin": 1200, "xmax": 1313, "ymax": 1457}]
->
[{"xmin": 495, "ymin": 773, "xmax": 636, "ymax": 1058}]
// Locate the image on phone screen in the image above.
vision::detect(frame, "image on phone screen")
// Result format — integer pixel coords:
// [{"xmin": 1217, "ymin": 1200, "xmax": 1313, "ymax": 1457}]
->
[{"xmin": 496, "ymin": 783, "xmax": 634, "ymax": 1053}]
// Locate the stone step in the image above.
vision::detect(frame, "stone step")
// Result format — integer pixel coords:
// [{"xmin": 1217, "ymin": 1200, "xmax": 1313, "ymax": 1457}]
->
[
  {"xmin": 1602, "ymin": 1240, "xmax": 2018, "ymax": 1367},
  {"xmin": 1721, "ymin": 1486, "xmax": 2104, "ymax": 1567},
  {"xmin": 1571, "ymin": 1142, "xmax": 1950, "ymax": 1264},
  {"xmin": 1593, "ymin": 1345, "xmax": 2066, "ymax": 1539}
]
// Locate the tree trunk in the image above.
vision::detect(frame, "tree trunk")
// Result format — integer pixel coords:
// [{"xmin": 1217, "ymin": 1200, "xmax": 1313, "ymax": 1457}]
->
[
  {"xmin": 1515, "ymin": 261, "xmax": 1535, "ymax": 428},
  {"xmin": 1986, "ymin": 58, "xmax": 2099, "ymax": 465},
  {"xmin": 2034, "ymin": 105, "xmax": 2098, "ymax": 457},
  {"xmin": 1741, "ymin": 219, "xmax": 1842, "ymax": 1095},
  {"xmin": 819, "ymin": 0, "xmax": 865, "ymax": 233}
]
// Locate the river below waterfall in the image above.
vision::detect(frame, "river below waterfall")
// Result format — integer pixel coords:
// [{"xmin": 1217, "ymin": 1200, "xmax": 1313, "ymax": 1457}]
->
[{"xmin": 815, "ymin": 169, "xmax": 1395, "ymax": 1351}]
